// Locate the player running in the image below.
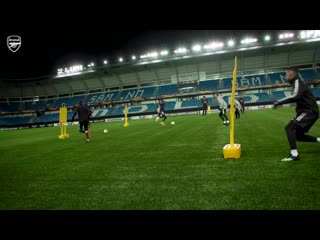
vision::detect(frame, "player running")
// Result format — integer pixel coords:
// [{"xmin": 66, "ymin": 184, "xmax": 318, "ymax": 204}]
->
[
  {"xmin": 156, "ymin": 99, "xmax": 167, "ymax": 126},
  {"xmin": 273, "ymin": 66, "xmax": 320, "ymax": 161},
  {"xmin": 72, "ymin": 100, "xmax": 92, "ymax": 143},
  {"xmin": 235, "ymin": 98, "xmax": 242, "ymax": 119},
  {"xmin": 214, "ymin": 93, "xmax": 229, "ymax": 126}
]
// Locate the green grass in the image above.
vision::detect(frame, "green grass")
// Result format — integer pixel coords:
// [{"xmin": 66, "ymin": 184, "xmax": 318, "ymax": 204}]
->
[{"xmin": 1, "ymin": 107, "xmax": 320, "ymax": 209}]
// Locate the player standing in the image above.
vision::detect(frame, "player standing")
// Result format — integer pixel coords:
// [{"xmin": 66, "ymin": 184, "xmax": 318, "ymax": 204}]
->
[{"xmin": 201, "ymin": 96, "xmax": 208, "ymax": 116}]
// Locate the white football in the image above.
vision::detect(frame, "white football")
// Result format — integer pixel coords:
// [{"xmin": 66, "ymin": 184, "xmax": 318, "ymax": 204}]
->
[
  {"xmin": 103, "ymin": 129, "xmax": 108, "ymax": 133},
  {"xmin": 171, "ymin": 121, "xmax": 175, "ymax": 125}
]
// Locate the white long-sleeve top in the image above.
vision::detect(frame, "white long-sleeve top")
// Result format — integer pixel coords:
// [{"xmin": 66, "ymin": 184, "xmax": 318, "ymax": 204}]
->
[
  {"xmin": 234, "ymin": 99, "xmax": 242, "ymax": 110},
  {"xmin": 216, "ymin": 95, "xmax": 228, "ymax": 109}
]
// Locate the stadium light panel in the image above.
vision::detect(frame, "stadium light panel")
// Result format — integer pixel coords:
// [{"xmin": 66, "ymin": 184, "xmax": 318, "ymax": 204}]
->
[
  {"xmin": 174, "ymin": 48, "xmax": 187, "ymax": 54},
  {"xmin": 132, "ymin": 56, "xmax": 136, "ymax": 60},
  {"xmin": 300, "ymin": 30, "xmax": 320, "ymax": 39},
  {"xmin": 279, "ymin": 33, "xmax": 294, "ymax": 39},
  {"xmin": 264, "ymin": 35, "xmax": 271, "ymax": 41},
  {"xmin": 192, "ymin": 45, "xmax": 202, "ymax": 51},
  {"xmin": 241, "ymin": 38, "xmax": 258, "ymax": 44},
  {"xmin": 119, "ymin": 57, "xmax": 123, "ymax": 62},
  {"xmin": 91, "ymin": 62, "xmax": 94, "ymax": 66},
  {"xmin": 227, "ymin": 40, "xmax": 235, "ymax": 47},
  {"xmin": 300, "ymin": 31, "xmax": 306, "ymax": 39},
  {"xmin": 160, "ymin": 50, "xmax": 169, "ymax": 56},
  {"xmin": 103, "ymin": 60, "xmax": 108, "ymax": 64},
  {"xmin": 203, "ymin": 42, "xmax": 224, "ymax": 50},
  {"xmin": 147, "ymin": 52, "xmax": 158, "ymax": 58}
]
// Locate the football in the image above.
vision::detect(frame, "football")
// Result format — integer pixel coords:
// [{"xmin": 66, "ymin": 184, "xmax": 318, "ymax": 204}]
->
[
  {"xmin": 171, "ymin": 121, "xmax": 175, "ymax": 125},
  {"xmin": 103, "ymin": 129, "xmax": 108, "ymax": 133}
]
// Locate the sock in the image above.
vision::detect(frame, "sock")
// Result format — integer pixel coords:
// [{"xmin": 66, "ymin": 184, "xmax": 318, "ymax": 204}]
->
[
  {"xmin": 85, "ymin": 131, "xmax": 90, "ymax": 139},
  {"xmin": 317, "ymin": 138, "xmax": 320, "ymax": 142},
  {"xmin": 291, "ymin": 149, "xmax": 298, "ymax": 157}
]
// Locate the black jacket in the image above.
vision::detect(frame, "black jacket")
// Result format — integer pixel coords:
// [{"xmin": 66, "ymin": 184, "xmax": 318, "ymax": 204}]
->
[
  {"xmin": 72, "ymin": 104, "xmax": 91, "ymax": 121},
  {"xmin": 202, "ymin": 98, "xmax": 208, "ymax": 106},
  {"xmin": 276, "ymin": 76, "xmax": 319, "ymax": 116}
]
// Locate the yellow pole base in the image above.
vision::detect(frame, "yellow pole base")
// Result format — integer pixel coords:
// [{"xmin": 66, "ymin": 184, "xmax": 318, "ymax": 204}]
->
[
  {"xmin": 58, "ymin": 134, "xmax": 70, "ymax": 139},
  {"xmin": 124, "ymin": 123, "xmax": 129, "ymax": 127},
  {"xmin": 223, "ymin": 144, "xmax": 241, "ymax": 159}
]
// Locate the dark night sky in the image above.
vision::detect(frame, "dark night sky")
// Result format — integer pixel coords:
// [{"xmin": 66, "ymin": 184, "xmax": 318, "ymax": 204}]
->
[{"xmin": 0, "ymin": 30, "xmax": 273, "ymax": 79}]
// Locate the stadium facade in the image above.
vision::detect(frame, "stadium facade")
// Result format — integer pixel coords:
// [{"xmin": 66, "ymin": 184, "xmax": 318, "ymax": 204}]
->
[{"xmin": 1, "ymin": 31, "xmax": 320, "ymax": 128}]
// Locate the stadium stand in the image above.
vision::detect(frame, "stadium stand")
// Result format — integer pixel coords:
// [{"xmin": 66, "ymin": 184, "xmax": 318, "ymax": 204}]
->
[
  {"xmin": 299, "ymin": 69, "xmax": 318, "ymax": 83},
  {"xmin": 181, "ymin": 99, "xmax": 201, "ymax": 108},
  {"xmin": 24, "ymin": 101, "xmax": 48, "ymax": 111},
  {"xmin": 271, "ymin": 91, "xmax": 287, "ymax": 100},
  {"xmin": 0, "ymin": 102, "xmax": 21, "ymax": 113},
  {"xmin": 238, "ymin": 74, "xmax": 268, "ymax": 86},
  {"xmin": 53, "ymin": 95, "xmax": 86, "ymax": 108},
  {"xmin": 267, "ymin": 72, "xmax": 287, "ymax": 84},
  {"xmin": 86, "ymin": 91, "xmax": 119, "ymax": 104},
  {"xmin": 199, "ymin": 80, "xmax": 221, "ymax": 91},
  {"xmin": 0, "ymin": 116, "xmax": 31, "ymax": 126},
  {"xmin": 311, "ymin": 87, "xmax": 320, "ymax": 97},
  {"xmin": 119, "ymin": 87, "xmax": 156, "ymax": 100},
  {"xmin": 158, "ymin": 84, "xmax": 177, "ymax": 95}
]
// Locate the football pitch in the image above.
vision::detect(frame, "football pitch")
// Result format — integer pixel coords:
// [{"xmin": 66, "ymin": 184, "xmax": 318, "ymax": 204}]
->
[{"xmin": 1, "ymin": 107, "xmax": 320, "ymax": 210}]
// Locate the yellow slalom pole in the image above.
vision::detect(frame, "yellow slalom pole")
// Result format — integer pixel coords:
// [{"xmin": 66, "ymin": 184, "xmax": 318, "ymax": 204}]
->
[
  {"xmin": 223, "ymin": 56, "xmax": 241, "ymax": 159},
  {"xmin": 124, "ymin": 104, "xmax": 129, "ymax": 127},
  {"xmin": 58, "ymin": 103, "xmax": 70, "ymax": 139},
  {"xmin": 229, "ymin": 58, "xmax": 237, "ymax": 147}
]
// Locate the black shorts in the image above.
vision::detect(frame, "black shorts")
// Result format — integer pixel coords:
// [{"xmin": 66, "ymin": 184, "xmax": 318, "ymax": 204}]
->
[
  {"xmin": 292, "ymin": 112, "xmax": 319, "ymax": 133},
  {"xmin": 220, "ymin": 109, "xmax": 227, "ymax": 115},
  {"xmin": 159, "ymin": 111, "xmax": 166, "ymax": 118},
  {"xmin": 203, "ymin": 105, "xmax": 208, "ymax": 110},
  {"xmin": 79, "ymin": 120, "xmax": 89, "ymax": 131}
]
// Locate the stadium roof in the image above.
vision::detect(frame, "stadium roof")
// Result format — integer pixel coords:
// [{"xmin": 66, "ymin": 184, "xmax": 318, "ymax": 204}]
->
[
  {"xmin": 1, "ymin": 30, "xmax": 319, "ymax": 80},
  {"xmin": 0, "ymin": 31, "xmax": 267, "ymax": 79}
]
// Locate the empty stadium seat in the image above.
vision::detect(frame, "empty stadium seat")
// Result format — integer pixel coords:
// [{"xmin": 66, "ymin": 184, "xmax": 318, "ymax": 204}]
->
[
  {"xmin": 299, "ymin": 69, "xmax": 318, "ymax": 83},
  {"xmin": 158, "ymin": 84, "xmax": 177, "ymax": 96},
  {"xmin": 267, "ymin": 72, "xmax": 287, "ymax": 84},
  {"xmin": 0, "ymin": 102, "xmax": 21, "ymax": 112},
  {"xmin": 199, "ymin": 80, "xmax": 220, "ymax": 91}
]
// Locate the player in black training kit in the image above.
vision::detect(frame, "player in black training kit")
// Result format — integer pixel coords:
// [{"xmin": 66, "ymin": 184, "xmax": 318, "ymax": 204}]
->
[
  {"xmin": 273, "ymin": 67, "xmax": 320, "ymax": 161},
  {"xmin": 72, "ymin": 100, "xmax": 92, "ymax": 143},
  {"xmin": 156, "ymin": 99, "xmax": 167, "ymax": 126},
  {"xmin": 239, "ymin": 98, "xmax": 245, "ymax": 114},
  {"xmin": 201, "ymin": 96, "xmax": 208, "ymax": 116}
]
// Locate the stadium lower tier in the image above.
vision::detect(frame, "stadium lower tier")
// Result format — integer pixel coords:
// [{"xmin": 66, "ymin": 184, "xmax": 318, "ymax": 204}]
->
[{"xmin": 1, "ymin": 88, "xmax": 320, "ymax": 127}]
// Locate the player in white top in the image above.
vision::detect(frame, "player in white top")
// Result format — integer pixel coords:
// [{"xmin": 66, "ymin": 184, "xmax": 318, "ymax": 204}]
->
[
  {"xmin": 235, "ymin": 99, "xmax": 242, "ymax": 119},
  {"xmin": 214, "ymin": 93, "xmax": 229, "ymax": 126}
]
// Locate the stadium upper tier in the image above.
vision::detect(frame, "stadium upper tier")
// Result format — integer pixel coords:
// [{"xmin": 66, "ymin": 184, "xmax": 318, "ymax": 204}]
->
[{"xmin": 0, "ymin": 68, "xmax": 319, "ymax": 113}]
